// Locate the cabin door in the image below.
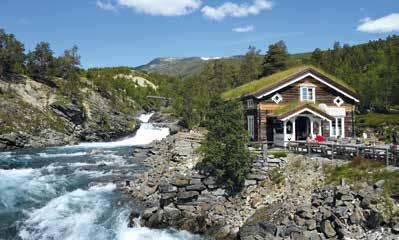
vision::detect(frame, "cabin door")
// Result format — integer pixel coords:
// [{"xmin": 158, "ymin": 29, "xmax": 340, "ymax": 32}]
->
[
  {"xmin": 295, "ymin": 116, "xmax": 310, "ymax": 140},
  {"xmin": 266, "ymin": 117, "xmax": 274, "ymax": 143}
]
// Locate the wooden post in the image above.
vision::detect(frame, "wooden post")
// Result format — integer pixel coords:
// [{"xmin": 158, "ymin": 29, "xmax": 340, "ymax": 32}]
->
[
  {"xmin": 262, "ymin": 142, "xmax": 268, "ymax": 160},
  {"xmin": 331, "ymin": 143, "xmax": 334, "ymax": 160},
  {"xmin": 386, "ymin": 148, "xmax": 389, "ymax": 166}
]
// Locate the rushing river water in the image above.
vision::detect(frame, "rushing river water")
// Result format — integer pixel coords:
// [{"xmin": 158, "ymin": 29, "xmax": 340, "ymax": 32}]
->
[{"xmin": 0, "ymin": 113, "xmax": 203, "ymax": 240}]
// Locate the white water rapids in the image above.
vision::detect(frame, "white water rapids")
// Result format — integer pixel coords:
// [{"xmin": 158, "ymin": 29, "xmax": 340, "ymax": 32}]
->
[{"xmin": 0, "ymin": 113, "xmax": 203, "ymax": 240}]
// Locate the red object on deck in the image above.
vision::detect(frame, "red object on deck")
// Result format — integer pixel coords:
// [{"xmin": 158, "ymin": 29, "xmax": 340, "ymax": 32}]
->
[{"xmin": 315, "ymin": 135, "xmax": 325, "ymax": 142}]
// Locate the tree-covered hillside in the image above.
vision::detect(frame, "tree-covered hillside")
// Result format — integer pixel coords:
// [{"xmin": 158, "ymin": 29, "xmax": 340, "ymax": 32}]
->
[{"xmin": 310, "ymin": 36, "xmax": 399, "ymax": 112}]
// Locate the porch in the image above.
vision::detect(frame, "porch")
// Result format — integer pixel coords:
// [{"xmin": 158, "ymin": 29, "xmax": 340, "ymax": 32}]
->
[{"xmin": 269, "ymin": 105, "xmax": 339, "ymax": 147}]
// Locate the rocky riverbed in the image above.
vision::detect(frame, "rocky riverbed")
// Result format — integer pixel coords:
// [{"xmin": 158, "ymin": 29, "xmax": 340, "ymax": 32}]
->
[{"xmin": 121, "ymin": 128, "xmax": 399, "ymax": 239}]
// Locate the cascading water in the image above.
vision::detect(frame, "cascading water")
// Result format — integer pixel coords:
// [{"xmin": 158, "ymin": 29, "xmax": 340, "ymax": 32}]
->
[{"xmin": 0, "ymin": 113, "xmax": 203, "ymax": 240}]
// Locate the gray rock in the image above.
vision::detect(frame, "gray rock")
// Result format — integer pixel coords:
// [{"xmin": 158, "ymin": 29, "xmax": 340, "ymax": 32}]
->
[
  {"xmin": 158, "ymin": 184, "xmax": 177, "ymax": 193},
  {"xmin": 213, "ymin": 188, "xmax": 226, "ymax": 196},
  {"xmin": 374, "ymin": 180, "xmax": 385, "ymax": 189},
  {"xmin": 185, "ymin": 184, "xmax": 206, "ymax": 191},
  {"xmin": 341, "ymin": 194, "xmax": 354, "ymax": 201},
  {"xmin": 177, "ymin": 191, "xmax": 199, "ymax": 203},
  {"xmin": 350, "ymin": 207, "xmax": 364, "ymax": 225},
  {"xmin": 203, "ymin": 176, "xmax": 216, "ymax": 186},
  {"xmin": 335, "ymin": 206, "xmax": 349, "ymax": 219},
  {"xmin": 305, "ymin": 219, "xmax": 317, "ymax": 231},
  {"xmin": 247, "ymin": 174, "xmax": 267, "ymax": 181},
  {"xmin": 244, "ymin": 180, "xmax": 257, "ymax": 187},
  {"xmin": 321, "ymin": 220, "xmax": 336, "ymax": 238},
  {"xmin": 190, "ymin": 178, "xmax": 202, "ymax": 185},
  {"xmin": 163, "ymin": 205, "xmax": 181, "ymax": 220},
  {"xmin": 392, "ymin": 223, "xmax": 399, "ymax": 234},
  {"xmin": 142, "ymin": 207, "xmax": 158, "ymax": 219},
  {"xmin": 294, "ymin": 215, "xmax": 306, "ymax": 226}
]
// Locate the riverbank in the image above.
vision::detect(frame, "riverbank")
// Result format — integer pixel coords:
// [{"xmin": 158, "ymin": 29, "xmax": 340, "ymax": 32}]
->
[{"xmin": 122, "ymin": 128, "xmax": 399, "ymax": 239}]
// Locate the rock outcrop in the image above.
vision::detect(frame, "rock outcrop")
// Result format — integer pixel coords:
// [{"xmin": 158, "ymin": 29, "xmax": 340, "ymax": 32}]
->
[{"xmin": 0, "ymin": 75, "xmax": 139, "ymax": 150}]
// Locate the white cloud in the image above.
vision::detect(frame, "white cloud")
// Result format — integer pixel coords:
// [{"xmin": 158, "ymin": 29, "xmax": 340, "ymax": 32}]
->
[
  {"xmin": 202, "ymin": 0, "xmax": 273, "ymax": 21},
  {"xmin": 116, "ymin": 0, "xmax": 202, "ymax": 16},
  {"xmin": 232, "ymin": 25, "xmax": 255, "ymax": 33},
  {"xmin": 96, "ymin": 1, "xmax": 118, "ymax": 12},
  {"xmin": 357, "ymin": 13, "xmax": 399, "ymax": 33}
]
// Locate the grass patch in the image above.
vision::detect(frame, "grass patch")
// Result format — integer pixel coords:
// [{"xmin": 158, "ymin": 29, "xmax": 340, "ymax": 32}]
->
[
  {"xmin": 269, "ymin": 150, "xmax": 287, "ymax": 158},
  {"xmin": 357, "ymin": 113, "xmax": 399, "ymax": 128},
  {"xmin": 324, "ymin": 157, "xmax": 399, "ymax": 197}
]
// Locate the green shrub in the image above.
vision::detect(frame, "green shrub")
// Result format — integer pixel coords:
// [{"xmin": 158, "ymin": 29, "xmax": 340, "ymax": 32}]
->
[
  {"xmin": 268, "ymin": 169, "xmax": 285, "ymax": 185},
  {"xmin": 270, "ymin": 151, "xmax": 287, "ymax": 158},
  {"xmin": 200, "ymin": 97, "xmax": 251, "ymax": 192}
]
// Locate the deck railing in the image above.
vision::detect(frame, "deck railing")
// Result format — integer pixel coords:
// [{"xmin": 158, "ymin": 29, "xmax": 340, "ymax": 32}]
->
[{"xmin": 249, "ymin": 141, "xmax": 399, "ymax": 166}]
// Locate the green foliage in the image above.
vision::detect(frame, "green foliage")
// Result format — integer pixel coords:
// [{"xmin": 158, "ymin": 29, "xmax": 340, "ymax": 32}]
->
[
  {"xmin": 55, "ymin": 45, "xmax": 81, "ymax": 80},
  {"xmin": 357, "ymin": 113, "xmax": 399, "ymax": 127},
  {"xmin": 236, "ymin": 46, "xmax": 262, "ymax": 86},
  {"xmin": 268, "ymin": 169, "xmax": 285, "ymax": 185},
  {"xmin": 262, "ymin": 40, "xmax": 289, "ymax": 77},
  {"xmin": 269, "ymin": 150, "xmax": 287, "ymax": 158},
  {"xmin": 26, "ymin": 42, "xmax": 55, "ymax": 80},
  {"xmin": 310, "ymin": 36, "xmax": 399, "ymax": 112},
  {"xmin": 200, "ymin": 97, "xmax": 251, "ymax": 191},
  {"xmin": 86, "ymin": 67, "xmax": 157, "ymax": 108},
  {"xmin": 0, "ymin": 29, "xmax": 25, "ymax": 76}
]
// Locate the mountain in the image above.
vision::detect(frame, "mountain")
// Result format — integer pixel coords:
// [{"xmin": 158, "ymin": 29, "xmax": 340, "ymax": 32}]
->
[
  {"xmin": 136, "ymin": 56, "xmax": 244, "ymax": 77},
  {"xmin": 136, "ymin": 53, "xmax": 311, "ymax": 77}
]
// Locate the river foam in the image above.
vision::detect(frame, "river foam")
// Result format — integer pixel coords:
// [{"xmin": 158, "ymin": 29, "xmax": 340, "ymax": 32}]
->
[{"xmin": 2, "ymin": 113, "xmax": 202, "ymax": 240}]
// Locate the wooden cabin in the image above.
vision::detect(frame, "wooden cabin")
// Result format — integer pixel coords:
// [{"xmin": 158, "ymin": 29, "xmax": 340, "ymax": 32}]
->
[{"xmin": 223, "ymin": 66, "xmax": 360, "ymax": 147}]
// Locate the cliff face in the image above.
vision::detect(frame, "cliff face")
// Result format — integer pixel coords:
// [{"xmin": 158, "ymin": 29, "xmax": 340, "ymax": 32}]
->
[{"xmin": 0, "ymin": 75, "xmax": 139, "ymax": 150}]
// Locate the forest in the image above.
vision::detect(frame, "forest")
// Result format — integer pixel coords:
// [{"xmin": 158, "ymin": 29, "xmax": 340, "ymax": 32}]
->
[{"xmin": 158, "ymin": 36, "xmax": 399, "ymax": 129}]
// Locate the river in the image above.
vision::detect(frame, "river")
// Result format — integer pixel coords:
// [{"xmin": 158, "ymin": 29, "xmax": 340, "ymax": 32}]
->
[{"xmin": 0, "ymin": 113, "xmax": 203, "ymax": 240}]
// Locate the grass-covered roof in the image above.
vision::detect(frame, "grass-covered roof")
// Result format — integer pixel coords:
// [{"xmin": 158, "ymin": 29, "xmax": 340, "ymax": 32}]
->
[{"xmin": 222, "ymin": 65, "xmax": 356, "ymax": 100}]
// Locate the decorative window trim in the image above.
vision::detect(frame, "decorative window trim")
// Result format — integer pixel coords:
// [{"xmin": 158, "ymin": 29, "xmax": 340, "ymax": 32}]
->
[
  {"xmin": 300, "ymin": 86, "xmax": 316, "ymax": 102},
  {"xmin": 333, "ymin": 97, "xmax": 344, "ymax": 107},
  {"xmin": 246, "ymin": 99, "xmax": 254, "ymax": 109},
  {"xmin": 271, "ymin": 93, "xmax": 283, "ymax": 104}
]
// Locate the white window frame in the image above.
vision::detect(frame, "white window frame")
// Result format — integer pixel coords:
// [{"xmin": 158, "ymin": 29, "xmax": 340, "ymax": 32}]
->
[
  {"xmin": 300, "ymin": 86, "xmax": 316, "ymax": 102},
  {"xmin": 271, "ymin": 93, "xmax": 283, "ymax": 104},
  {"xmin": 247, "ymin": 115, "xmax": 255, "ymax": 139},
  {"xmin": 246, "ymin": 99, "xmax": 254, "ymax": 109}
]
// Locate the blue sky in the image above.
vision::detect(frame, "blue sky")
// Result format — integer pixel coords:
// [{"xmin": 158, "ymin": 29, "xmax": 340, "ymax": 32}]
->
[{"xmin": 1, "ymin": 0, "xmax": 398, "ymax": 68}]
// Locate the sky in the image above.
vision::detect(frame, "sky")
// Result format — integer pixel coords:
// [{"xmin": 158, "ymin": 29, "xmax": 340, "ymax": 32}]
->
[{"xmin": 0, "ymin": 0, "xmax": 398, "ymax": 68}]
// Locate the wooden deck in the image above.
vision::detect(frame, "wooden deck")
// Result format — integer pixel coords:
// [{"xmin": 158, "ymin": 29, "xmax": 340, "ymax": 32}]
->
[{"xmin": 249, "ymin": 141, "xmax": 399, "ymax": 166}]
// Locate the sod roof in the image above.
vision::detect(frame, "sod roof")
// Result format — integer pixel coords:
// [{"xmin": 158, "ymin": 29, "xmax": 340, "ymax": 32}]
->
[{"xmin": 222, "ymin": 65, "xmax": 357, "ymax": 100}]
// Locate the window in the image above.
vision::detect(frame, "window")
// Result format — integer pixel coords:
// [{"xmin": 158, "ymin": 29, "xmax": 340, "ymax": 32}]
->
[
  {"xmin": 333, "ymin": 97, "xmax": 344, "ymax": 107},
  {"xmin": 272, "ymin": 93, "xmax": 283, "ymax": 104},
  {"xmin": 247, "ymin": 115, "xmax": 254, "ymax": 139},
  {"xmin": 300, "ymin": 87, "xmax": 315, "ymax": 102},
  {"xmin": 332, "ymin": 118, "xmax": 343, "ymax": 137},
  {"xmin": 246, "ymin": 99, "xmax": 254, "ymax": 109}
]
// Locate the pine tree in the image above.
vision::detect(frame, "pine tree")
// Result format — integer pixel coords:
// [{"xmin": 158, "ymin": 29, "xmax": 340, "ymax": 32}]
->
[
  {"xmin": 55, "ymin": 45, "xmax": 81, "ymax": 80},
  {"xmin": 0, "ymin": 29, "xmax": 25, "ymax": 77},
  {"xmin": 200, "ymin": 97, "xmax": 251, "ymax": 191},
  {"xmin": 262, "ymin": 40, "xmax": 288, "ymax": 77},
  {"xmin": 236, "ymin": 46, "xmax": 262, "ymax": 86},
  {"xmin": 26, "ymin": 42, "xmax": 55, "ymax": 80}
]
